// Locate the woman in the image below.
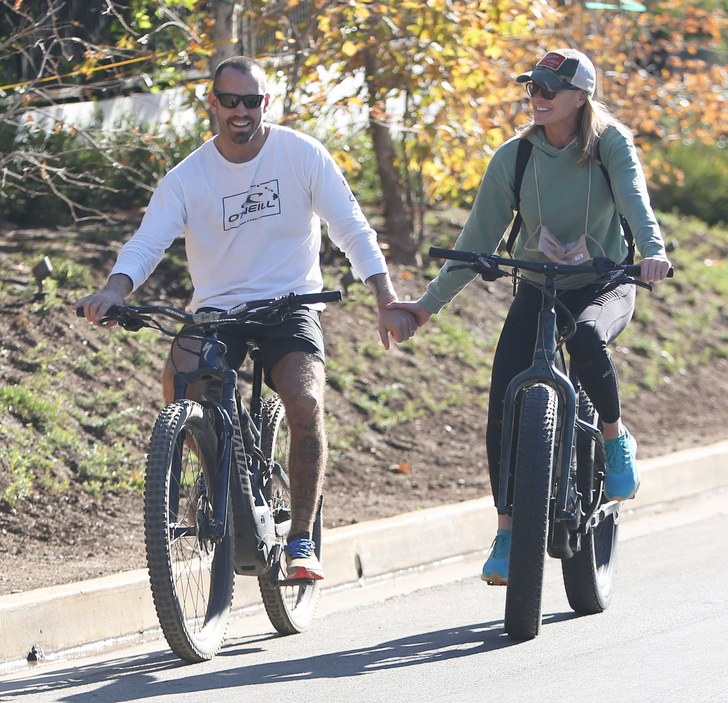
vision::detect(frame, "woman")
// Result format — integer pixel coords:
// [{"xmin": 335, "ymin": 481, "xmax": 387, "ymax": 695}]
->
[{"xmin": 388, "ymin": 49, "xmax": 671, "ymax": 585}]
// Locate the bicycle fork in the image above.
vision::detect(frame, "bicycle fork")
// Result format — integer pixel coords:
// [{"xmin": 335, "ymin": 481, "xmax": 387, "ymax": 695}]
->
[{"xmin": 173, "ymin": 364, "xmax": 238, "ymax": 543}]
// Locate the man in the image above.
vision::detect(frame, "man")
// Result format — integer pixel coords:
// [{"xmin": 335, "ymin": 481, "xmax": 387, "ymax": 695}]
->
[{"xmin": 77, "ymin": 55, "xmax": 417, "ymax": 581}]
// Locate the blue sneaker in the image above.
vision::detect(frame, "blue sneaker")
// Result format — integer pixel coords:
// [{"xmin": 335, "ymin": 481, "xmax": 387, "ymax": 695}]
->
[
  {"xmin": 481, "ymin": 529, "xmax": 510, "ymax": 585},
  {"xmin": 284, "ymin": 538, "xmax": 324, "ymax": 581},
  {"xmin": 604, "ymin": 428, "xmax": 639, "ymax": 501}
]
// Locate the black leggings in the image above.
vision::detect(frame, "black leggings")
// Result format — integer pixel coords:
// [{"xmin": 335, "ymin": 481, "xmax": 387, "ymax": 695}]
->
[{"xmin": 485, "ymin": 280, "xmax": 636, "ymax": 500}]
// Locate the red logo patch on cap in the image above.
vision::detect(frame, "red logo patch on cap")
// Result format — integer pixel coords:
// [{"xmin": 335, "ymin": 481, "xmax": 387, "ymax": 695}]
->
[{"xmin": 537, "ymin": 52, "xmax": 567, "ymax": 71}]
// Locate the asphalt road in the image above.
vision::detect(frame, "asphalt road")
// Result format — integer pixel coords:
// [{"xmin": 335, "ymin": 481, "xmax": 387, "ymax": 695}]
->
[{"xmin": 1, "ymin": 488, "xmax": 726, "ymax": 703}]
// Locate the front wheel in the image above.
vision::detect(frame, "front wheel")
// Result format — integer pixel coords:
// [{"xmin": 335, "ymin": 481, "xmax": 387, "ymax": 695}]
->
[
  {"xmin": 145, "ymin": 400, "xmax": 234, "ymax": 663},
  {"xmin": 257, "ymin": 395, "xmax": 322, "ymax": 634},
  {"xmin": 562, "ymin": 390, "xmax": 619, "ymax": 613},
  {"xmin": 504, "ymin": 384, "xmax": 558, "ymax": 641}
]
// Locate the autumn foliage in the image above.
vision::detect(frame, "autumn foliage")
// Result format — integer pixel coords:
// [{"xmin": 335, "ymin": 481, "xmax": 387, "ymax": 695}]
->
[
  {"xmin": 254, "ymin": 0, "xmax": 728, "ymax": 203},
  {"xmin": 1, "ymin": 0, "xmax": 727, "ymax": 235}
]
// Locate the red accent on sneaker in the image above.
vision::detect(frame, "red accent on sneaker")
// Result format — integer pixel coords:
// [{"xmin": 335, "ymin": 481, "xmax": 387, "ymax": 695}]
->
[{"xmin": 287, "ymin": 565, "xmax": 324, "ymax": 581}]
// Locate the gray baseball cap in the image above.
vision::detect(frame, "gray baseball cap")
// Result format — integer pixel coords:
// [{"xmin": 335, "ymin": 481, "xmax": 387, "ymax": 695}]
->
[{"xmin": 516, "ymin": 49, "xmax": 596, "ymax": 95}]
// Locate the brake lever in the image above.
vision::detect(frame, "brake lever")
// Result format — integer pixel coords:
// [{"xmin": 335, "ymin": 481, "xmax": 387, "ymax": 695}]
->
[
  {"xmin": 596, "ymin": 269, "xmax": 653, "ymax": 292},
  {"xmin": 100, "ymin": 312, "xmax": 149, "ymax": 331}
]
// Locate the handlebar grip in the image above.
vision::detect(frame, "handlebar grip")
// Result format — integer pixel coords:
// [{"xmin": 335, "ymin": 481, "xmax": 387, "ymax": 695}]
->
[
  {"xmin": 292, "ymin": 290, "xmax": 342, "ymax": 305},
  {"xmin": 621, "ymin": 264, "xmax": 643, "ymax": 278},
  {"xmin": 75, "ymin": 304, "xmax": 121, "ymax": 318},
  {"xmin": 315, "ymin": 290, "xmax": 343, "ymax": 303},
  {"xmin": 428, "ymin": 247, "xmax": 477, "ymax": 263}
]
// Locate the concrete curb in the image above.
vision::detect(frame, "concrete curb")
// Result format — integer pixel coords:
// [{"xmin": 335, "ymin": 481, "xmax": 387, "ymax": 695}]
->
[{"xmin": 2, "ymin": 439, "xmax": 727, "ymax": 666}]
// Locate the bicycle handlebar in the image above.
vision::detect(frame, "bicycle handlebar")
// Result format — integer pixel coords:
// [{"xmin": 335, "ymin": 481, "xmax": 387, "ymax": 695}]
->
[
  {"xmin": 428, "ymin": 247, "xmax": 674, "ymax": 281},
  {"xmin": 429, "ymin": 247, "xmax": 478, "ymax": 264},
  {"xmin": 232, "ymin": 290, "xmax": 343, "ymax": 313},
  {"xmin": 76, "ymin": 290, "xmax": 343, "ymax": 330}
]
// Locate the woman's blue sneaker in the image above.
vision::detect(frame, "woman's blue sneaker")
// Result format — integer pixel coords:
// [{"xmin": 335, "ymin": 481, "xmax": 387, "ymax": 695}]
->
[
  {"xmin": 481, "ymin": 529, "xmax": 511, "ymax": 585},
  {"xmin": 604, "ymin": 428, "xmax": 640, "ymax": 501}
]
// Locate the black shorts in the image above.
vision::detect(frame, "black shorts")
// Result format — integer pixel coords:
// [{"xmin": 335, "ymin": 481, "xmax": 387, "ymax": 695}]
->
[{"xmin": 196, "ymin": 307, "xmax": 326, "ymax": 390}]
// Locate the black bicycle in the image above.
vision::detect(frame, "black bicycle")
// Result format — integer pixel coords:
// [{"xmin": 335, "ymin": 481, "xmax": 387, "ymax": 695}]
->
[
  {"xmin": 79, "ymin": 291, "xmax": 341, "ymax": 662},
  {"xmin": 430, "ymin": 247, "xmax": 671, "ymax": 640}
]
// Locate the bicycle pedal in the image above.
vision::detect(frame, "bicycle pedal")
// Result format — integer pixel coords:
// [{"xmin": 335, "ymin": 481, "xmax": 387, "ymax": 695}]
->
[{"xmin": 276, "ymin": 578, "xmax": 314, "ymax": 587}]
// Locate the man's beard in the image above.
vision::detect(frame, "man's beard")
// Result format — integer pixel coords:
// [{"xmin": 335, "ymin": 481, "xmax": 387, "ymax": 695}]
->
[{"xmin": 228, "ymin": 119, "xmax": 260, "ymax": 145}]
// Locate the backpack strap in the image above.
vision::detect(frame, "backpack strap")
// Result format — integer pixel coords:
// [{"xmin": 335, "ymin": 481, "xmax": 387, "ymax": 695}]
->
[
  {"xmin": 595, "ymin": 139, "xmax": 635, "ymax": 264},
  {"xmin": 505, "ymin": 138, "xmax": 533, "ymax": 256}
]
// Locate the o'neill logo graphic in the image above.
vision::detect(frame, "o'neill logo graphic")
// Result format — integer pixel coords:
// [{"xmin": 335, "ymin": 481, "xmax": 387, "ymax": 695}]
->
[{"xmin": 223, "ymin": 179, "xmax": 281, "ymax": 230}]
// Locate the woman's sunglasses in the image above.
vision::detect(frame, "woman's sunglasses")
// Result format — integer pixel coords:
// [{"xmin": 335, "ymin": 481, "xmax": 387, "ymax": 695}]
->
[
  {"xmin": 214, "ymin": 92, "xmax": 265, "ymax": 109},
  {"xmin": 525, "ymin": 83, "xmax": 559, "ymax": 100},
  {"xmin": 526, "ymin": 83, "xmax": 581, "ymax": 100}
]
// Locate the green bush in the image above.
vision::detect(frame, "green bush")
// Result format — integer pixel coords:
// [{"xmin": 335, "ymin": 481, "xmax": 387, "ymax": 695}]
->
[{"xmin": 649, "ymin": 142, "xmax": 728, "ymax": 227}]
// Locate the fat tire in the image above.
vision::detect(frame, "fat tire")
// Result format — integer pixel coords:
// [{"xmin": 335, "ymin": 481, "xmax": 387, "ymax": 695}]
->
[
  {"xmin": 562, "ymin": 390, "xmax": 619, "ymax": 614},
  {"xmin": 504, "ymin": 384, "xmax": 558, "ymax": 641},
  {"xmin": 257, "ymin": 395, "xmax": 321, "ymax": 634},
  {"xmin": 145, "ymin": 400, "xmax": 234, "ymax": 663}
]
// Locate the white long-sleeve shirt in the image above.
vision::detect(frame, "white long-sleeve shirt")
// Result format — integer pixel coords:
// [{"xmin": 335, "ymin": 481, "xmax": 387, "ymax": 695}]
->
[{"xmin": 111, "ymin": 124, "xmax": 388, "ymax": 311}]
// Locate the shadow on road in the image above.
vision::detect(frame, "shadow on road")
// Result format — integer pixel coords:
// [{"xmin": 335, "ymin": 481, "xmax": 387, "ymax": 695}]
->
[{"xmin": 0, "ymin": 619, "xmax": 524, "ymax": 701}]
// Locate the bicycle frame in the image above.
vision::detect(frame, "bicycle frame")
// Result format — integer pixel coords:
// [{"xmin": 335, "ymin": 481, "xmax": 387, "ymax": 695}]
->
[
  {"xmin": 493, "ymin": 269, "xmax": 626, "ymax": 561},
  {"xmin": 172, "ymin": 332, "xmax": 278, "ymax": 575},
  {"xmin": 497, "ymin": 273, "xmax": 582, "ymax": 525}
]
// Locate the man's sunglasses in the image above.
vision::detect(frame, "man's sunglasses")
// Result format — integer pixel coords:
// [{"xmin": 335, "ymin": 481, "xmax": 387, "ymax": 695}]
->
[
  {"xmin": 213, "ymin": 92, "xmax": 265, "ymax": 109},
  {"xmin": 526, "ymin": 83, "xmax": 578, "ymax": 100}
]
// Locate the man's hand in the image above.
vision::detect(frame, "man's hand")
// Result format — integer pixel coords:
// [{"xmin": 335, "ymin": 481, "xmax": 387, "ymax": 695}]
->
[
  {"xmin": 386, "ymin": 300, "xmax": 432, "ymax": 328},
  {"xmin": 377, "ymin": 305, "xmax": 419, "ymax": 350},
  {"xmin": 365, "ymin": 272, "xmax": 420, "ymax": 350},
  {"xmin": 381, "ymin": 300, "xmax": 431, "ymax": 349},
  {"xmin": 75, "ymin": 274, "xmax": 133, "ymax": 326}
]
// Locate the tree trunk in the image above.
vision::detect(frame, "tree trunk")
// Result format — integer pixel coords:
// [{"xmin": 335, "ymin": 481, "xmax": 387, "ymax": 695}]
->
[
  {"xmin": 364, "ymin": 50, "xmax": 419, "ymax": 265},
  {"xmin": 209, "ymin": 0, "xmax": 239, "ymax": 134},
  {"xmin": 211, "ymin": 0, "xmax": 238, "ymax": 71}
]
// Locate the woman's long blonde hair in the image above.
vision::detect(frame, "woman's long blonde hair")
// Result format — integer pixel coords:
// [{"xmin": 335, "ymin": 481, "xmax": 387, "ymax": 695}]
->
[{"xmin": 518, "ymin": 94, "xmax": 625, "ymax": 165}]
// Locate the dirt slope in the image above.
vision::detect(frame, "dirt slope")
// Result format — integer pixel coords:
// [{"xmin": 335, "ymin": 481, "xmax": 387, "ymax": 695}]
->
[{"xmin": 1, "ymin": 219, "xmax": 726, "ymax": 595}]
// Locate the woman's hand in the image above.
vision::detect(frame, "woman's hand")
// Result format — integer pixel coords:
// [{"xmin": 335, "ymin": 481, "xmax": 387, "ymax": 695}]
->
[
  {"xmin": 639, "ymin": 256, "xmax": 672, "ymax": 283},
  {"xmin": 385, "ymin": 300, "xmax": 432, "ymax": 328}
]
